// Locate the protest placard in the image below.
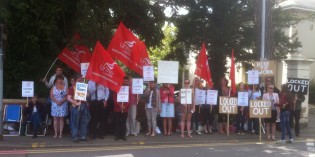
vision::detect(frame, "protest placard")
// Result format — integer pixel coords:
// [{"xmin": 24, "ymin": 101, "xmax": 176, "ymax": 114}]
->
[
  {"xmin": 157, "ymin": 61, "xmax": 178, "ymax": 84},
  {"xmin": 206, "ymin": 90, "xmax": 218, "ymax": 105},
  {"xmin": 81, "ymin": 63, "xmax": 89, "ymax": 78},
  {"xmin": 132, "ymin": 78, "xmax": 144, "ymax": 94},
  {"xmin": 22, "ymin": 81, "xmax": 34, "ymax": 97},
  {"xmin": 287, "ymin": 77, "xmax": 309, "ymax": 95},
  {"xmin": 143, "ymin": 66, "xmax": 154, "ymax": 81},
  {"xmin": 117, "ymin": 86, "xmax": 129, "ymax": 102},
  {"xmin": 74, "ymin": 82, "xmax": 88, "ymax": 101},
  {"xmin": 219, "ymin": 96, "xmax": 238, "ymax": 114},
  {"xmin": 180, "ymin": 89, "xmax": 192, "ymax": 104},
  {"xmin": 237, "ymin": 92, "xmax": 249, "ymax": 106},
  {"xmin": 248, "ymin": 70, "xmax": 259, "ymax": 84},
  {"xmin": 253, "ymin": 60, "xmax": 275, "ymax": 76},
  {"xmin": 195, "ymin": 89, "xmax": 206, "ymax": 105},
  {"xmin": 249, "ymin": 100, "xmax": 272, "ymax": 118}
]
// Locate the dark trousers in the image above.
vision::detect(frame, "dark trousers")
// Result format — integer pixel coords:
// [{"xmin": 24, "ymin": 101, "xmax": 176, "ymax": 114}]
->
[
  {"xmin": 191, "ymin": 106, "xmax": 201, "ymax": 131},
  {"xmin": 30, "ymin": 112, "xmax": 41, "ymax": 136},
  {"xmin": 247, "ymin": 118, "xmax": 259, "ymax": 133},
  {"xmin": 89, "ymin": 100, "xmax": 107, "ymax": 138},
  {"xmin": 293, "ymin": 110, "xmax": 301, "ymax": 135},
  {"xmin": 114, "ymin": 112, "xmax": 128, "ymax": 139},
  {"xmin": 236, "ymin": 112, "xmax": 245, "ymax": 132}
]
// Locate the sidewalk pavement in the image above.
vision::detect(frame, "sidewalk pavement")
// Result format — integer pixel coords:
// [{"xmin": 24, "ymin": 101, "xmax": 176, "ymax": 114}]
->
[{"xmin": 1, "ymin": 106, "xmax": 315, "ymax": 150}]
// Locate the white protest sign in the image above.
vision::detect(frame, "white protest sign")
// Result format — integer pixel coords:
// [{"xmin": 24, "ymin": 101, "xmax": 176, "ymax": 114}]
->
[
  {"xmin": 132, "ymin": 78, "xmax": 143, "ymax": 94},
  {"xmin": 22, "ymin": 81, "xmax": 34, "ymax": 97},
  {"xmin": 195, "ymin": 89, "xmax": 206, "ymax": 105},
  {"xmin": 219, "ymin": 96, "xmax": 238, "ymax": 114},
  {"xmin": 237, "ymin": 92, "xmax": 249, "ymax": 106},
  {"xmin": 117, "ymin": 86, "xmax": 129, "ymax": 102},
  {"xmin": 180, "ymin": 89, "xmax": 192, "ymax": 104},
  {"xmin": 248, "ymin": 70, "xmax": 259, "ymax": 84},
  {"xmin": 74, "ymin": 82, "xmax": 88, "ymax": 101},
  {"xmin": 81, "ymin": 63, "xmax": 89, "ymax": 78},
  {"xmin": 143, "ymin": 66, "xmax": 154, "ymax": 81},
  {"xmin": 206, "ymin": 90, "xmax": 218, "ymax": 105},
  {"xmin": 157, "ymin": 61, "xmax": 178, "ymax": 84},
  {"xmin": 249, "ymin": 100, "xmax": 272, "ymax": 118}
]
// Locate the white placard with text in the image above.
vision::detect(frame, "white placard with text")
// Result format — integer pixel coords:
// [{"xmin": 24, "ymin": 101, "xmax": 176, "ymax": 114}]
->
[{"xmin": 22, "ymin": 81, "xmax": 34, "ymax": 97}]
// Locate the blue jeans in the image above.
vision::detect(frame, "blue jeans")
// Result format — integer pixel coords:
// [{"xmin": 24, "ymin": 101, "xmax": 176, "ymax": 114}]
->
[
  {"xmin": 71, "ymin": 104, "xmax": 90, "ymax": 140},
  {"xmin": 30, "ymin": 112, "xmax": 41, "ymax": 135},
  {"xmin": 280, "ymin": 111, "xmax": 292, "ymax": 140}
]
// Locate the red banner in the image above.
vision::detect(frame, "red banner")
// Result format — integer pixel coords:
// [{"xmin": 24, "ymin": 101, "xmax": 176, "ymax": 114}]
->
[
  {"xmin": 230, "ymin": 49, "xmax": 236, "ymax": 95},
  {"xmin": 194, "ymin": 43, "xmax": 213, "ymax": 87},
  {"xmin": 57, "ymin": 33, "xmax": 91, "ymax": 73},
  {"xmin": 107, "ymin": 22, "xmax": 140, "ymax": 68},
  {"xmin": 131, "ymin": 41, "xmax": 152, "ymax": 76},
  {"xmin": 86, "ymin": 41, "xmax": 125, "ymax": 92}
]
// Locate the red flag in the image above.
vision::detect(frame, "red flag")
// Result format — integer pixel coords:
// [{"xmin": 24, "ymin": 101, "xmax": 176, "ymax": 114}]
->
[
  {"xmin": 230, "ymin": 49, "xmax": 236, "ymax": 95},
  {"xmin": 57, "ymin": 33, "xmax": 91, "ymax": 73},
  {"xmin": 131, "ymin": 41, "xmax": 152, "ymax": 76},
  {"xmin": 194, "ymin": 43, "xmax": 213, "ymax": 87},
  {"xmin": 107, "ymin": 22, "xmax": 141, "ymax": 68},
  {"xmin": 86, "ymin": 41, "xmax": 126, "ymax": 92}
]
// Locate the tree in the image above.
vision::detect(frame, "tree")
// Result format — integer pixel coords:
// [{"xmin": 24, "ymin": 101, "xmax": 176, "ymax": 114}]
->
[
  {"xmin": 167, "ymin": 0, "xmax": 301, "ymax": 87},
  {"xmin": 0, "ymin": 0, "xmax": 166, "ymax": 98}
]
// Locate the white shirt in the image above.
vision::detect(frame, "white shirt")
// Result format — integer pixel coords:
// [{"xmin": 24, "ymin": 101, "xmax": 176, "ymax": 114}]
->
[
  {"xmin": 146, "ymin": 91, "xmax": 153, "ymax": 109},
  {"xmin": 88, "ymin": 80, "xmax": 109, "ymax": 101}
]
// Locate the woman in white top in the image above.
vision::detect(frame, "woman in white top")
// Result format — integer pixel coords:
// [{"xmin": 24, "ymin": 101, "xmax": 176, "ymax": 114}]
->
[{"xmin": 262, "ymin": 84, "xmax": 279, "ymax": 140}]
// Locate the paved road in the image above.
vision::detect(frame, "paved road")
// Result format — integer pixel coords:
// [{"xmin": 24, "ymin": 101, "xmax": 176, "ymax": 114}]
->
[{"xmin": 1, "ymin": 138, "xmax": 315, "ymax": 157}]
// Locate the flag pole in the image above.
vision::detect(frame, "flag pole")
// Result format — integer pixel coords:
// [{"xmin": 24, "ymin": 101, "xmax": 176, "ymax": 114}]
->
[{"xmin": 44, "ymin": 58, "xmax": 58, "ymax": 79}]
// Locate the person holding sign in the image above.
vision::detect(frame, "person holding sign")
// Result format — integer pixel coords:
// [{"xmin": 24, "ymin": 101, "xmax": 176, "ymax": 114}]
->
[
  {"xmin": 180, "ymin": 79, "xmax": 194, "ymax": 138},
  {"xmin": 160, "ymin": 83, "xmax": 175, "ymax": 136},
  {"xmin": 201, "ymin": 83, "xmax": 214, "ymax": 134},
  {"xmin": 235, "ymin": 82, "xmax": 249, "ymax": 135},
  {"xmin": 143, "ymin": 81, "xmax": 161, "ymax": 137},
  {"xmin": 192, "ymin": 77, "xmax": 202, "ymax": 135},
  {"xmin": 277, "ymin": 84, "xmax": 295, "ymax": 144},
  {"xmin": 126, "ymin": 77, "xmax": 139, "ymax": 137},
  {"xmin": 50, "ymin": 74, "xmax": 68, "ymax": 139},
  {"xmin": 248, "ymin": 85, "xmax": 261, "ymax": 135},
  {"xmin": 87, "ymin": 80, "xmax": 109, "ymax": 140},
  {"xmin": 262, "ymin": 84, "xmax": 279, "ymax": 141},
  {"xmin": 217, "ymin": 77, "xmax": 230, "ymax": 134},
  {"xmin": 113, "ymin": 76, "xmax": 130, "ymax": 141},
  {"xmin": 67, "ymin": 74, "xmax": 91, "ymax": 143}
]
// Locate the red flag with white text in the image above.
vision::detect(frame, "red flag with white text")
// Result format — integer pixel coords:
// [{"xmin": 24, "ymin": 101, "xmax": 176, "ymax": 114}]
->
[
  {"xmin": 57, "ymin": 33, "xmax": 91, "ymax": 73},
  {"xmin": 107, "ymin": 22, "xmax": 141, "ymax": 68},
  {"xmin": 86, "ymin": 41, "xmax": 125, "ymax": 92},
  {"xmin": 194, "ymin": 43, "xmax": 213, "ymax": 87},
  {"xmin": 230, "ymin": 49, "xmax": 236, "ymax": 96},
  {"xmin": 131, "ymin": 41, "xmax": 152, "ymax": 76}
]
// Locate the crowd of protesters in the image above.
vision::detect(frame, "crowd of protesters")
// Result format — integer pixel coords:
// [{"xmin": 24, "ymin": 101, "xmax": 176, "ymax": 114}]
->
[{"xmin": 21, "ymin": 66, "xmax": 305, "ymax": 144}]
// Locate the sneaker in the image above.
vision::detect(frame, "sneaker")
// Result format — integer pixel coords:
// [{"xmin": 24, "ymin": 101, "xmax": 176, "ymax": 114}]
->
[
  {"xmin": 125, "ymin": 133, "xmax": 130, "ymax": 137},
  {"xmin": 276, "ymin": 140, "xmax": 286, "ymax": 144},
  {"xmin": 287, "ymin": 139, "xmax": 294, "ymax": 144},
  {"xmin": 196, "ymin": 131, "xmax": 201, "ymax": 135},
  {"xmin": 131, "ymin": 133, "xmax": 138, "ymax": 136}
]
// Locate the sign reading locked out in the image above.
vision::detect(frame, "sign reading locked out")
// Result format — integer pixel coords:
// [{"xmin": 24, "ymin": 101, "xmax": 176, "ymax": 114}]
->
[
  {"xmin": 249, "ymin": 100, "xmax": 272, "ymax": 118},
  {"xmin": 219, "ymin": 97, "xmax": 238, "ymax": 114}
]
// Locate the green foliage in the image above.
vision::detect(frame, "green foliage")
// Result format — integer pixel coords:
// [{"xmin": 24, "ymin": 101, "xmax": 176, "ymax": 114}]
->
[
  {"xmin": 167, "ymin": 0, "xmax": 302, "ymax": 88},
  {"xmin": 0, "ymin": 0, "xmax": 166, "ymax": 98}
]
